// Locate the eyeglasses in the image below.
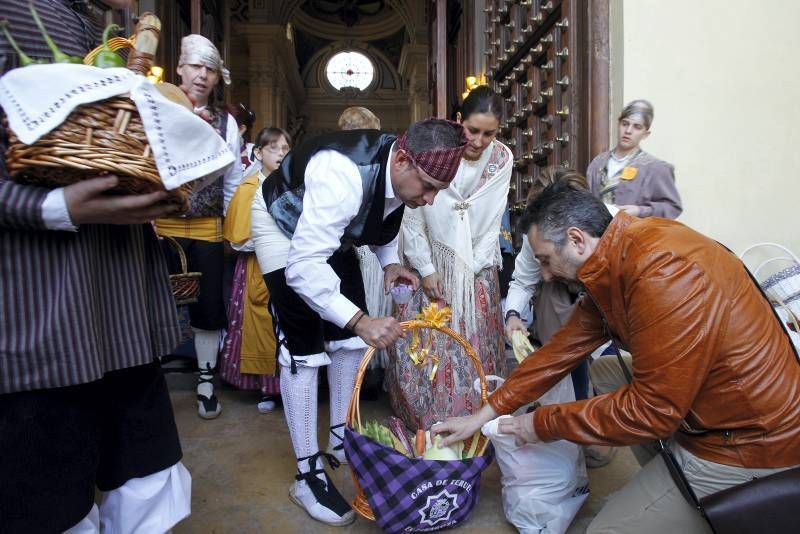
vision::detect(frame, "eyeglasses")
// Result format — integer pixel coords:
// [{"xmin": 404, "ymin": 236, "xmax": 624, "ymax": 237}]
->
[{"xmin": 261, "ymin": 143, "xmax": 290, "ymax": 154}]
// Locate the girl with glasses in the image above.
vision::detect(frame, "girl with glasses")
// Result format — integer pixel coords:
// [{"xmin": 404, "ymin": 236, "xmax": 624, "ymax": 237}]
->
[{"xmin": 221, "ymin": 127, "xmax": 292, "ymax": 413}]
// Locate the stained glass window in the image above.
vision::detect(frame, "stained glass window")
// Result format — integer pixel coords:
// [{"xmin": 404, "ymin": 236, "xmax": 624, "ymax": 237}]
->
[{"xmin": 325, "ymin": 51, "xmax": 374, "ymax": 91}]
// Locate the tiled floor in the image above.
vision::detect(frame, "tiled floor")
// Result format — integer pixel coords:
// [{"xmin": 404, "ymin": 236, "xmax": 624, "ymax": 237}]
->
[{"xmin": 166, "ymin": 371, "xmax": 640, "ymax": 533}]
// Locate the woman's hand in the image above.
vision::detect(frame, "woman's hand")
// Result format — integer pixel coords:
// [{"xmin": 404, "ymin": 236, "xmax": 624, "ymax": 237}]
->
[
  {"xmin": 431, "ymin": 404, "xmax": 497, "ymax": 447},
  {"xmin": 421, "ymin": 272, "xmax": 444, "ymax": 300},
  {"xmin": 383, "ymin": 263, "xmax": 419, "ymax": 293}
]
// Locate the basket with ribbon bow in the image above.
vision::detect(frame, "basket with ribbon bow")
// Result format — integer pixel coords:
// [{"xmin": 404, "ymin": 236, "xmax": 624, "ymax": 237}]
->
[{"xmin": 344, "ymin": 304, "xmax": 494, "ymax": 533}]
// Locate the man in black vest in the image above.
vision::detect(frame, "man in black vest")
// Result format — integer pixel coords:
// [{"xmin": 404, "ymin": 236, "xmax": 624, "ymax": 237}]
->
[{"xmin": 251, "ymin": 119, "xmax": 467, "ymax": 526}]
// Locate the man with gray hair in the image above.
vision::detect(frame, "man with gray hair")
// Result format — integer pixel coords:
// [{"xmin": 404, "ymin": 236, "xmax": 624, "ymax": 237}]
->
[{"xmin": 433, "ymin": 182, "xmax": 800, "ymax": 532}]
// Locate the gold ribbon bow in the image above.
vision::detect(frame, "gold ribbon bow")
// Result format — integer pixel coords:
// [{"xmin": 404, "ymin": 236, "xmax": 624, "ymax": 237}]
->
[
  {"xmin": 417, "ymin": 302, "xmax": 453, "ymax": 328},
  {"xmin": 407, "ymin": 303, "xmax": 453, "ymax": 381}
]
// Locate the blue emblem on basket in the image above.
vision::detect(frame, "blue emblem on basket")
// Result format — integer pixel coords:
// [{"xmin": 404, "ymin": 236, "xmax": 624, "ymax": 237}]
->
[{"xmin": 418, "ymin": 488, "xmax": 459, "ymax": 527}]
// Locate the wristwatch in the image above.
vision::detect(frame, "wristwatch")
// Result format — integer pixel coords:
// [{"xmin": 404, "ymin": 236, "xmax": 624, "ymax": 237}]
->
[{"xmin": 505, "ymin": 309, "xmax": 521, "ymax": 322}]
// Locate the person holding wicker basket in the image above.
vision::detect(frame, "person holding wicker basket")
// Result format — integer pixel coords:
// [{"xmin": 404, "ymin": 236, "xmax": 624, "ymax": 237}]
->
[
  {"xmin": 250, "ymin": 119, "xmax": 467, "ymax": 526},
  {"xmin": 0, "ymin": 1, "xmax": 191, "ymax": 532},
  {"xmin": 155, "ymin": 34, "xmax": 244, "ymax": 420}
]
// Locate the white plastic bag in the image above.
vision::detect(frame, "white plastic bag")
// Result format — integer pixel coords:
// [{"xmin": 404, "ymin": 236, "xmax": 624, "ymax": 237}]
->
[{"xmin": 478, "ymin": 376, "xmax": 588, "ymax": 534}]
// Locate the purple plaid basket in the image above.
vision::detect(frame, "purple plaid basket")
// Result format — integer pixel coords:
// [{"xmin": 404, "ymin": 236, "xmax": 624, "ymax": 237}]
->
[{"xmin": 344, "ymin": 426, "xmax": 494, "ymax": 533}]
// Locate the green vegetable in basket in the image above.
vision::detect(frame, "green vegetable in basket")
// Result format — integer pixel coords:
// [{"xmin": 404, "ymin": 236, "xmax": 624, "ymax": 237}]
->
[
  {"xmin": 29, "ymin": 1, "xmax": 84, "ymax": 64},
  {"xmin": 0, "ymin": 19, "xmax": 47, "ymax": 66},
  {"xmin": 93, "ymin": 24, "xmax": 125, "ymax": 68},
  {"xmin": 361, "ymin": 420, "xmax": 394, "ymax": 448}
]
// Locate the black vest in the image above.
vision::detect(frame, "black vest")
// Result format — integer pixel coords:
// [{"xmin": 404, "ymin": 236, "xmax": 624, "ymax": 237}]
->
[{"xmin": 262, "ymin": 130, "xmax": 405, "ymax": 249}]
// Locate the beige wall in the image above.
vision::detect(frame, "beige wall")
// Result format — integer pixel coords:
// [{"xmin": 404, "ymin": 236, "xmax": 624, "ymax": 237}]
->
[{"xmin": 611, "ymin": 0, "xmax": 800, "ymax": 269}]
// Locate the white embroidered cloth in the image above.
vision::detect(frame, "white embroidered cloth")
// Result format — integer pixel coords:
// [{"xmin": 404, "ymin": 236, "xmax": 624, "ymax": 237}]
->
[
  {"xmin": 402, "ymin": 140, "xmax": 513, "ymax": 336},
  {"xmin": 0, "ymin": 64, "xmax": 234, "ymax": 190}
]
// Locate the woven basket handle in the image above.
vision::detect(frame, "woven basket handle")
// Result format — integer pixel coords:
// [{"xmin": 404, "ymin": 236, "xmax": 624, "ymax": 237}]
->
[
  {"xmin": 346, "ymin": 319, "xmax": 489, "ymax": 438},
  {"xmin": 161, "ymin": 235, "xmax": 188, "ymax": 275},
  {"xmin": 83, "ymin": 36, "xmax": 135, "ymax": 65}
]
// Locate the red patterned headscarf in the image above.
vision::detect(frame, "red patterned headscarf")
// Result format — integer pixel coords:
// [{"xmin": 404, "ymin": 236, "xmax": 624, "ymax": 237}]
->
[{"xmin": 396, "ymin": 119, "xmax": 468, "ymax": 187}]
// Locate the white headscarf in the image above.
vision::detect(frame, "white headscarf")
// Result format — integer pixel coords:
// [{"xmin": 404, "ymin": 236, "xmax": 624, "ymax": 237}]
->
[{"xmin": 178, "ymin": 34, "xmax": 231, "ymax": 85}]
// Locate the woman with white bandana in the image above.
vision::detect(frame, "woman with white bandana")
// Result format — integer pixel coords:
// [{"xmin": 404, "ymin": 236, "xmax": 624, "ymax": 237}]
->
[
  {"xmin": 586, "ymin": 99, "xmax": 682, "ymax": 219},
  {"xmin": 156, "ymin": 34, "xmax": 243, "ymax": 419}
]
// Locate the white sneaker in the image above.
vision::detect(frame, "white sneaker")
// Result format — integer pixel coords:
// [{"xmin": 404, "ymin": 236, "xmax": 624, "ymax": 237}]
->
[
  {"xmin": 257, "ymin": 397, "xmax": 276, "ymax": 413},
  {"xmin": 289, "ymin": 477, "xmax": 355, "ymax": 526}
]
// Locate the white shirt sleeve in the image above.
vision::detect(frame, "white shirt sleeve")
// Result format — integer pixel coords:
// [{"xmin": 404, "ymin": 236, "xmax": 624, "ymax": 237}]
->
[
  {"xmin": 251, "ymin": 184, "xmax": 291, "ymax": 274},
  {"xmin": 401, "ymin": 208, "xmax": 436, "ymax": 277},
  {"xmin": 285, "ymin": 150, "xmax": 365, "ymax": 328},
  {"xmin": 370, "ymin": 234, "xmax": 400, "ymax": 268},
  {"xmin": 506, "ymin": 237, "xmax": 541, "ymax": 314},
  {"xmin": 41, "ymin": 188, "xmax": 78, "ymax": 231},
  {"xmin": 222, "ymin": 114, "xmax": 244, "ymax": 216}
]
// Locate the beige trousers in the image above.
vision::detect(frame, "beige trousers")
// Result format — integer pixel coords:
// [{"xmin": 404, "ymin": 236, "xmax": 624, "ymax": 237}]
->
[{"xmin": 586, "ymin": 354, "xmax": 795, "ymax": 534}]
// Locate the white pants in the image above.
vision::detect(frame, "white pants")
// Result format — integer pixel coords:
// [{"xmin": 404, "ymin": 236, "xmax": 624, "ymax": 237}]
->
[{"xmin": 66, "ymin": 462, "xmax": 192, "ymax": 534}]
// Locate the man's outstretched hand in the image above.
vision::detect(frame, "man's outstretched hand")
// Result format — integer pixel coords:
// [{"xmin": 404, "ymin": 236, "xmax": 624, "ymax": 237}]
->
[
  {"xmin": 431, "ymin": 404, "xmax": 498, "ymax": 447},
  {"xmin": 497, "ymin": 412, "xmax": 541, "ymax": 447},
  {"xmin": 352, "ymin": 314, "xmax": 403, "ymax": 350}
]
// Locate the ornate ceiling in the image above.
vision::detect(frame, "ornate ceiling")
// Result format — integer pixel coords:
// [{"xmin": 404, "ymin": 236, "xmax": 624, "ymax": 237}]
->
[
  {"xmin": 301, "ymin": 1, "xmax": 389, "ymax": 27},
  {"xmin": 240, "ymin": 0, "xmax": 419, "ymax": 39}
]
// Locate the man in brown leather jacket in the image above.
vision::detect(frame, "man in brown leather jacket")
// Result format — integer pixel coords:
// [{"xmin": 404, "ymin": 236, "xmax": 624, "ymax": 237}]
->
[{"xmin": 433, "ymin": 182, "xmax": 800, "ymax": 533}]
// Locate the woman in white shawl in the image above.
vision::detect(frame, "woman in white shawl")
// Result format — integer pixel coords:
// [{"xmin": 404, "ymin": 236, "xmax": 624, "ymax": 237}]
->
[{"xmin": 388, "ymin": 86, "xmax": 512, "ymax": 429}]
